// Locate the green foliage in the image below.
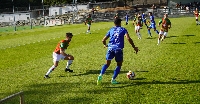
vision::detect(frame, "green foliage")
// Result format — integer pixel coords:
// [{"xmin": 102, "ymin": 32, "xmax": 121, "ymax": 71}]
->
[{"xmin": 0, "ymin": 17, "xmax": 200, "ymax": 103}]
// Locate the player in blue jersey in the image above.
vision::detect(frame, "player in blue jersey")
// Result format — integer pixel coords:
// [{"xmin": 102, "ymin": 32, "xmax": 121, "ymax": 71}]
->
[
  {"xmin": 97, "ymin": 18, "xmax": 139, "ymax": 85},
  {"xmin": 125, "ymin": 13, "xmax": 129, "ymax": 25},
  {"xmin": 141, "ymin": 12, "xmax": 147, "ymax": 27},
  {"xmin": 147, "ymin": 12, "xmax": 159, "ymax": 37}
]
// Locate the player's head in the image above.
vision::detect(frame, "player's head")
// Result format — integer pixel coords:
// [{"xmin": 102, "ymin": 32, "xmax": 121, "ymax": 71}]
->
[
  {"xmin": 88, "ymin": 14, "xmax": 91, "ymax": 17},
  {"xmin": 148, "ymin": 12, "xmax": 152, "ymax": 16},
  {"xmin": 114, "ymin": 18, "xmax": 122, "ymax": 26},
  {"xmin": 164, "ymin": 13, "xmax": 168, "ymax": 18},
  {"xmin": 196, "ymin": 8, "xmax": 198, "ymax": 11},
  {"xmin": 66, "ymin": 32, "xmax": 73, "ymax": 42}
]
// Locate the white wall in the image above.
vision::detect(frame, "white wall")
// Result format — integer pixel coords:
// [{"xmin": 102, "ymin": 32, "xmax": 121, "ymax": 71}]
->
[
  {"xmin": 49, "ymin": 5, "xmax": 88, "ymax": 16},
  {"xmin": 0, "ymin": 13, "xmax": 30, "ymax": 22},
  {"xmin": 49, "ymin": 7, "xmax": 62, "ymax": 16}
]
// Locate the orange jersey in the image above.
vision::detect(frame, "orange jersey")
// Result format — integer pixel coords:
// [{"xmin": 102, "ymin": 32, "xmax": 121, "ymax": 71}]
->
[
  {"xmin": 194, "ymin": 10, "xmax": 199, "ymax": 17},
  {"xmin": 54, "ymin": 40, "xmax": 69, "ymax": 54}
]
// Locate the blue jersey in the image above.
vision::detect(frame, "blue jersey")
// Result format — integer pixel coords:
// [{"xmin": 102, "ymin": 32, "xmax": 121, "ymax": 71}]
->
[
  {"xmin": 142, "ymin": 14, "xmax": 146, "ymax": 20},
  {"xmin": 106, "ymin": 26, "xmax": 128, "ymax": 49},
  {"xmin": 150, "ymin": 15, "xmax": 155, "ymax": 24}
]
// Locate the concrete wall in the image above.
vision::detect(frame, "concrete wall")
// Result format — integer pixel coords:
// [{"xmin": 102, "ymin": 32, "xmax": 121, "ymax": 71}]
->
[{"xmin": 0, "ymin": 13, "xmax": 30, "ymax": 22}]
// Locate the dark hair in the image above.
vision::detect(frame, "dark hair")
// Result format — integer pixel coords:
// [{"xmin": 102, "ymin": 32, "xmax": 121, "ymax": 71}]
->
[
  {"xmin": 66, "ymin": 32, "xmax": 73, "ymax": 37},
  {"xmin": 149, "ymin": 12, "xmax": 152, "ymax": 15},
  {"xmin": 114, "ymin": 18, "xmax": 122, "ymax": 25}
]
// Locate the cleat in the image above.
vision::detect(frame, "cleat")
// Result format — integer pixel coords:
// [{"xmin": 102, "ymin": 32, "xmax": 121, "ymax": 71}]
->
[
  {"xmin": 65, "ymin": 68, "xmax": 73, "ymax": 72},
  {"xmin": 97, "ymin": 75, "xmax": 102, "ymax": 85},
  {"xmin": 44, "ymin": 75, "xmax": 50, "ymax": 79},
  {"xmin": 111, "ymin": 79, "xmax": 119, "ymax": 84}
]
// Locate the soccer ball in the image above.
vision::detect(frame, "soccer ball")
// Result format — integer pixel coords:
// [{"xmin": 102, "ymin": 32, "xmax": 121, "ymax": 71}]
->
[{"xmin": 126, "ymin": 71, "xmax": 135, "ymax": 80}]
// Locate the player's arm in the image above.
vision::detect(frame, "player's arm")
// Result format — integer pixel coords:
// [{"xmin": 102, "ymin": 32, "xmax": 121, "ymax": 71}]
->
[
  {"xmin": 158, "ymin": 19, "xmax": 162, "ymax": 27},
  {"xmin": 168, "ymin": 20, "xmax": 171, "ymax": 29},
  {"xmin": 102, "ymin": 36, "xmax": 109, "ymax": 48},
  {"xmin": 125, "ymin": 33, "xmax": 139, "ymax": 54},
  {"xmin": 60, "ymin": 48, "xmax": 68, "ymax": 57}
]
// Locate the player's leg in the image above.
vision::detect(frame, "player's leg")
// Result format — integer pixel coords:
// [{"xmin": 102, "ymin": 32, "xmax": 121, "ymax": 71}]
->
[
  {"xmin": 64, "ymin": 54, "xmax": 74, "ymax": 72},
  {"xmin": 87, "ymin": 24, "xmax": 91, "ymax": 33},
  {"xmin": 111, "ymin": 49, "xmax": 123, "ymax": 84},
  {"xmin": 158, "ymin": 30, "xmax": 164, "ymax": 45},
  {"xmin": 126, "ymin": 20, "xmax": 128, "ymax": 25},
  {"xmin": 162, "ymin": 32, "xmax": 168, "ymax": 41},
  {"xmin": 137, "ymin": 26, "xmax": 142, "ymax": 39},
  {"xmin": 147, "ymin": 25, "xmax": 152, "ymax": 37},
  {"xmin": 44, "ymin": 52, "xmax": 60, "ymax": 78},
  {"xmin": 97, "ymin": 49, "xmax": 114, "ymax": 85},
  {"xmin": 144, "ymin": 19, "xmax": 147, "ymax": 26},
  {"xmin": 153, "ymin": 24, "xmax": 159, "ymax": 34},
  {"xmin": 196, "ymin": 17, "xmax": 199, "ymax": 25}
]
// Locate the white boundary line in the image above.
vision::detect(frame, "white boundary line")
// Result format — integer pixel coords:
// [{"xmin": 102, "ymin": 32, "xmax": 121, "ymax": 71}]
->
[{"xmin": 1, "ymin": 27, "xmax": 111, "ymax": 50}]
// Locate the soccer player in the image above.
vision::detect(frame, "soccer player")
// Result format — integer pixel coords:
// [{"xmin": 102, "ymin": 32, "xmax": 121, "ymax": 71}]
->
[
  {"xmin": 44, "ymin": 32, "xmax": 74, "ymax": 78},
  {"xmin": 157, "ymin": 14, "xmax": 171, "ymax": 45},
  {"xmin": 141, "ymin": 12, "xmax": 147, "ymax": 26},
  {"xmin": 193, "ymin": 8, "xmax": 199, "ymax": 25},
  {"xmin": 85, "ymin": 14, "xmax": 92, "ymax": 34},
  {"xmin": 147, "ymin": 12, "xmax": 159, "ymax": 37},
  {"xmin": 97, "ymin": 18, "xmax": 139, "ymax": 85},
  {"xmin": 125, "ymin": 13, "xmax": 129, "ymax": 25},
  {"xmin": 133, "ymin": 13, "xmax": 142, "ymax": 39}
]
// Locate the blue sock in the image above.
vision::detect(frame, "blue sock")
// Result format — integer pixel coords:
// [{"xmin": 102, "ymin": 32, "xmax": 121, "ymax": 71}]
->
[
  {"xmin": 112, "ymin": 66, "xmax": 121, "ymax": 79},
  {"xmin": 100, "ymin": 64, "xmax": 108, "ymax": 75},
  {"xmin": 155, "ymin": 30, "xmax": 159, "ymax": 34},
  {"xmin": 148, "ymin": 29, "xmax": 151, "ymax": 36}
]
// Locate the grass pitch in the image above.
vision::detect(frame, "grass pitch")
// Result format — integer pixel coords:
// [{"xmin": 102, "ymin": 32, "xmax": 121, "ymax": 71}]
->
[{"xmin": 0, "ymin": 17, "xmax": 200, "ymax": 104}]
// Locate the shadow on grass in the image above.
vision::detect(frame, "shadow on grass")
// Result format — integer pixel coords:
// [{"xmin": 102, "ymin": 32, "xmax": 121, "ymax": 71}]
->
[
  {"xmin": 72, "ymin": 70, "xmax": 128, "ymax": 76},
  {"xmin": 194, "ymin": 42, "xmax": 200, "ymax": 44},
  {"xmin": 182, "ymin": 34, "xmax": 195, "ymax": 37},
  {"xmin": 134, "ymin": 79, "xmax": 200, "ymax": 85},
  {"xmin": 25, "ymin": 82, "xmax": 115, "ymax": 103},
  {"xmin": 104, "ymin": 79, "xmax": 200, "ymax": 88},
  {"xmin": 146, "ymin": 37, "xmax": 157, "ymax": 39},
  {"xmin": 165, "ymin": 42, "xmax": 186, "ymax": 44},
  {"xmin": 165, "ymin": 35, "xmax": 179, "ymax": 38},
  {"xmin": 135, "ymin": 70, "xmax": 149, "ymax": 72}
]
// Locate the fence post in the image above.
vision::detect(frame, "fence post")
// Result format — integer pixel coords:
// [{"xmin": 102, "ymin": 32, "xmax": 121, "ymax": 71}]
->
[
  {"xmin": 20, "ymin": 93, "xmax": 25, "ymax": 104},
  {"xmin": 0, "ymin": 91, "xmax": 24, "ymax": 104}
]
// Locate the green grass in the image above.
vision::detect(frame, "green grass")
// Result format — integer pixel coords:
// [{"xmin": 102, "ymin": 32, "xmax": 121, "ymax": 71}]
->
[{"xmin": 0, "ymin": 17, "xmax": 200, "ymax": 104}]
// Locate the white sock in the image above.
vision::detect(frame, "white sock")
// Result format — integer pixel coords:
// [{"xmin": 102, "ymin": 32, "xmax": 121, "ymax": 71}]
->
[
  {"xmin": 45, "ymin": 65, "xmax": 56, "ymax": 75},
  {"xmin": 137, "ymin": 32, "xmax": 141, "ymax": 38},
  {"xmin": 158, "ymin": 38, "xmax": 160, "ymax": 44},
  {"xmin": 66, "ymin": 60, "xmax": 73, "ymax": 69}
]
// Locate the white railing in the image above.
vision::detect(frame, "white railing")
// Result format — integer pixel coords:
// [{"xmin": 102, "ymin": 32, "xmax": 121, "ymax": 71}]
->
[{"xmin": 0, "ymin": 91, "xmax": 25, "ymax": 104}]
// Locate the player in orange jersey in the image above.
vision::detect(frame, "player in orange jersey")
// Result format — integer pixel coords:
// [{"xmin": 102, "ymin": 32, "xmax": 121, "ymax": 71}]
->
[
  {"xmin": 193, "ymin": 8, "xmax": 200, "ymax": 25},
  {"xmin": 133, "ymin": 13, "xmax": 142, "ymax": 39},
  {"xmin": 157, "ymin": 14, "xmax": 171, "ymax": 45},
  {"xmin": 44, "ymin": 32, "xmax": 74, "ymax": 78}
]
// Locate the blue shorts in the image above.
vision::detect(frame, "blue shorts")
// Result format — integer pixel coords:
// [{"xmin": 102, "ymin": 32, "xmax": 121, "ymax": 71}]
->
[
  {"xmin": 149, "ymin": 23, "xmax": 156, "ymax": 29},
  {"xmin": 106, "ymin": 48, "xmax": 123, "ymax": 62},
  {"xmin": 142, "ymin": 19, "xmax": 146, "ymax": 23}
]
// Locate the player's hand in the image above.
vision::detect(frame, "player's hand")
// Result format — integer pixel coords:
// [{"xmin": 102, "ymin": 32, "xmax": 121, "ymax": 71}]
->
[
  {"xmin": 133, "ymin": 47, "xmax": 139, "ymax": 54},
  {"xmin": 104, "ymin": 45, "xmax": 108, "ymax": 48}
]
